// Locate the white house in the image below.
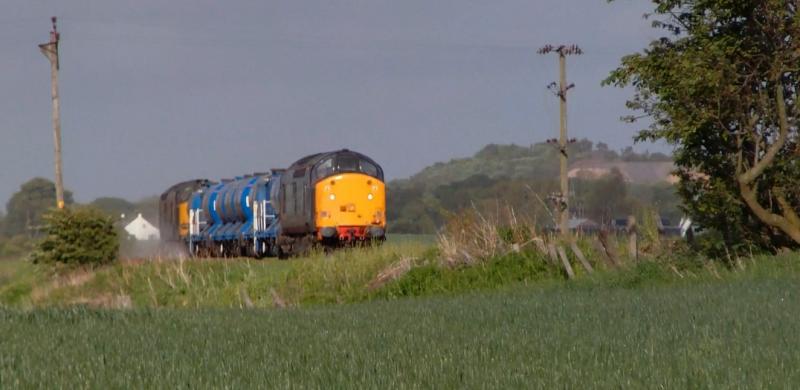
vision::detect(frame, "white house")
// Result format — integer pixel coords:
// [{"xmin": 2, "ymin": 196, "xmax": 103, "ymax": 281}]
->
[{"xmin": 124, "ymin": 213, "xmax": 160, "ymax": 241}]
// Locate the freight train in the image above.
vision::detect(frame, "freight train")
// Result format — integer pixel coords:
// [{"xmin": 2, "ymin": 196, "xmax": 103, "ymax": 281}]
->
[{"xmin": 158, "ymin": 149, "xmax": 386, "ymax": 258}]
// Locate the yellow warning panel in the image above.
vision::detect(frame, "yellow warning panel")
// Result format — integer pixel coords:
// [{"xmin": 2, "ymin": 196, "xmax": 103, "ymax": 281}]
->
[
  {"xmin": 178, "ymin": 201, "xmax": 190, "ymax": 237},
  {"xmin": 315, "ymin": 173, "xmax": 386, "ymax": 229}
]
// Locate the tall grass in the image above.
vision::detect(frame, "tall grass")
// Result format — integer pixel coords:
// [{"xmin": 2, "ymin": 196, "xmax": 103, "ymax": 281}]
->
[
  {"xmin": 437, "ymin": 206, "xmax": 542, "ymax": 267},
  {"xmin": 277, "ymin": 241, "xmax": 434, "ymax": 305},
  {"xmin": 1, "ymin": 216, "xmax": 794, "ymax": 310},
  {"xmin": 0, "ymin": 240, "xmax": 435, "ymax": 309}
]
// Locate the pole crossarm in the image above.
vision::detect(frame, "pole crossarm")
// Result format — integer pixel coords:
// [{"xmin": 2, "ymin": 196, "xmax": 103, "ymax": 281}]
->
[
  {"xmin": 38, "ymin": 17, "xmax": 60, "ymax": 68},
  {"xmin": 38, "ymin": 43, "xmax": 57, "ymax": 59}
]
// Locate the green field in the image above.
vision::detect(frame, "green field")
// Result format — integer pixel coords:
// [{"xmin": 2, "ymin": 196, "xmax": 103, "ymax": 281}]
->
[
  {"xmin": 2, "ymin": 272, "xmax": 799, "ymax": 388},
  {"xmin": 2, "ymin": 237, "xmax": 800, "ymax": 387}
]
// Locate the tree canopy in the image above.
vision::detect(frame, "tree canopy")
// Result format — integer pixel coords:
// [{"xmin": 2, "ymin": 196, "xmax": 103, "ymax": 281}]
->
[
  {"xmin": 606, "ymin": 0, "xmax": 800, "ymax": 250},
  {"xmin": 4, "ymin": 178, "xmax": 74, "ymax": 237},
  {"xmin": 31, "ymin": 207, "xmax": 118, "ymax": 267},
  {"xmin": 89, "ymin": 197, "xmax": 136, "ymax": 219}
]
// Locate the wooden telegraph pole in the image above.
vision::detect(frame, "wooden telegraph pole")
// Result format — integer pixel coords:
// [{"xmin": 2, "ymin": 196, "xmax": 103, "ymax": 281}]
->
[
  {"xmin": 538, "ymin": 44, "xmax": 582, "ymax": 238},
  {"xmin": 38, "ymin": 17, "xmax": 65, "ymax": 209}
]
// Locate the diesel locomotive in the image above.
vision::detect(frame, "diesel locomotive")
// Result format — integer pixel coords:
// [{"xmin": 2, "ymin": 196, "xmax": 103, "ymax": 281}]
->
[{"xmin": 158, "ymin": 149, "xmax": 386, "ymax": 257}]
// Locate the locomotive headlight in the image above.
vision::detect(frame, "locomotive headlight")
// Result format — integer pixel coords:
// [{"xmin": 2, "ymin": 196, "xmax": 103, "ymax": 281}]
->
[
  {"xmin": 329, "ymin": 194, "xmax": 336, "ymax": 201},
  {"xmin": 367, "ymin": 193, "xmax": 374, "ymax": 200}
]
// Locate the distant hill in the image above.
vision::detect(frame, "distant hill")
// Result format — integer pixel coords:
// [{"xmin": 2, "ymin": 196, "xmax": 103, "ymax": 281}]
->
[
  {"xmin": 399, "ymin": 140, "xmax": 673, "ymax": 189},
  {"xmin": 387, "ymin": 140, "xmax": 678, "ymax": 234}
]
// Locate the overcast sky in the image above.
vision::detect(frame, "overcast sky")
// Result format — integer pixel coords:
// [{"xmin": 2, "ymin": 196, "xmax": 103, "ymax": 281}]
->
[{"xmin": 0, "ymin": 1, "xmax": 663, "ymax": 206}]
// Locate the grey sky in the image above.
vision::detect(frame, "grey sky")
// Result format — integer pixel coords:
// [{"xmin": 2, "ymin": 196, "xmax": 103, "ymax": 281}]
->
[{"xmin": 0, "ymin": 1, "xmax": 661, "ymax": 206}]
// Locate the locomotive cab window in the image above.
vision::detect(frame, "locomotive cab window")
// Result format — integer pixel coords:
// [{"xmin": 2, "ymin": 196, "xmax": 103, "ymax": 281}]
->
[
  {"xmin": 314, "ymin": 158, "xmax": 334, "ymax": 180},
  {"xmin": 312, "ymin": 154, "xmax": 383, "ymax": 182},
  {"xmin": 358, "ymin": 159, "xmax": 379, "ymax": 178},
  {"xmin": 337, "ymin": 154, "xmax": 359, "ymax": 172}
]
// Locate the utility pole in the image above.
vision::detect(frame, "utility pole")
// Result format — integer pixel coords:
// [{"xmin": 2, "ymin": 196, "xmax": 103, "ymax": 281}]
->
[
  {"xmin": 538, "ymin": 44, "xmax": 582, "ymax": 238},
  {"xmin": 38, "ymin": 17, "xmax": 65, "ymax": 209}
]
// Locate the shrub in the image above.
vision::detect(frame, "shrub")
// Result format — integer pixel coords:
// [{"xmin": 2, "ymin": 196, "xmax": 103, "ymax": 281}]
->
[
  {"xmin": 377, "ymin": 251, "xmax": 556, "ymax": 299},
  {"xmin": 31, "ymin": 207, "xmax": 119, "ymax": 267},
  {"xmin": 437, "ymin": 207, "xmax": 541, "ymax": 267}
]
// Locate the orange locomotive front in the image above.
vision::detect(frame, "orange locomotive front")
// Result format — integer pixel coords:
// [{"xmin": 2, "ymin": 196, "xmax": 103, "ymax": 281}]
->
[{"xmin": 315, "ymin": 172, "xmax": 386, "ymax": 241}]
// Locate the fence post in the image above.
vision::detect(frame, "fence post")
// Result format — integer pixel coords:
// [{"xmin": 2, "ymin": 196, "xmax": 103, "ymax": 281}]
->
[
  {"xmin": 570, "ymin": 242, "xmax": 593, "ymax": 273},
  {"xmin": 627, "ymin": 215, "xmax": 638, "ymax": 261},
  {"xmin": 557, "ymin": 246, "xmax": 575, "ymax": 279},
  {"xmin": 547, "ymin": 243, "xmax": 559, "ymax": 265},
  {"xmin": 597, "ymin": 228, "xmax": 620, "ymax": 267}
]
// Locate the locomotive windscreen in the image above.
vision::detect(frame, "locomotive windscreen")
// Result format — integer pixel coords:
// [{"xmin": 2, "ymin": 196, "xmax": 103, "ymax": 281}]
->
[{"xmin": 313, "ymin": 154, "xmax": 383, "ymax": 182}]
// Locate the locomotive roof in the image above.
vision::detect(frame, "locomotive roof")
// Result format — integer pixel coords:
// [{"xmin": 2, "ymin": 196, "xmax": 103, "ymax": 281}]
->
[
  {"xmin": 288, "ymin": 149, "xmax": 379, "ymax": 171},
  {"xmin": 159, "ymin": 179, "xmax": 211, "ymax": 200}
]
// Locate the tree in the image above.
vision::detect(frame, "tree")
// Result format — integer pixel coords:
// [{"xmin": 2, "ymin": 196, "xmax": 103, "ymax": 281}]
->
[
  {"xmin": 592, "ymin": 142, "xmax": 620, "ymax": 160},
  {"xmin": 89, "ymin": 197, "xmax": 136, "ymax": 219},
  {"xmin": 31, "ymin": 207, "xmax": 118, "ymax": 267},
  {"xmin": 4, "ymin": 178, "xmax": 74, "ymax": 236},
  {"xmin": 578, "ymin": 167, "xmax": 631, "ymax": 223},
  {"xmin": 571, "ymin": 139, "xmax": 595, "ymax": 157},
  {"xmin": 134, "ymin": 196, "xmax": 160, "ymax": 224},
  {"xmin": 606, "ymin": 0, "xmax": 800, "ymax": 250}
]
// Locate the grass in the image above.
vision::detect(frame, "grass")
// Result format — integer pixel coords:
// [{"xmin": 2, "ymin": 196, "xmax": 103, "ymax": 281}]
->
[
  {"xmin": 0, "ymin": 259, "xmax": 39, "ymax": 307},
  {"xmin": 0, "ymin": 240, "xmax": 436, "ymax": 309},
  {"xmin": 2, "ymin": 234, "xmax": 798, "ymax": 310},
  {"xmin": 386, "ymin": 233, "xmax": 437, "ymax": 245},
  {"xmin": 376, "ymin": 250, "xmax": 560, "ymax": 299},
  {"xmin": 2, "ymin": 270, "xmax": 800, "ymax": 388},
  {"xmin": 2, "ymin": 236, "xmax": 800, "ymax": 387}
]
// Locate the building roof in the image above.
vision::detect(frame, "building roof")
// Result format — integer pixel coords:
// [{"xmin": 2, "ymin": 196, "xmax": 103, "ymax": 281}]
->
[
  {"xmin": 124, "ymin": 213, "xmax": 160, "ymax": 241},
  {"xmin": 569, "ymin": 218, "xmax": 599, "ymax": 230}
]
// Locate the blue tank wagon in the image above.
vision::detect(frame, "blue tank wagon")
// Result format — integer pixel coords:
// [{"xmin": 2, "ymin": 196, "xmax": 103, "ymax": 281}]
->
[{"xmin": 186, "ymin": 171, "xmax": 282, "ymax": 258}]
